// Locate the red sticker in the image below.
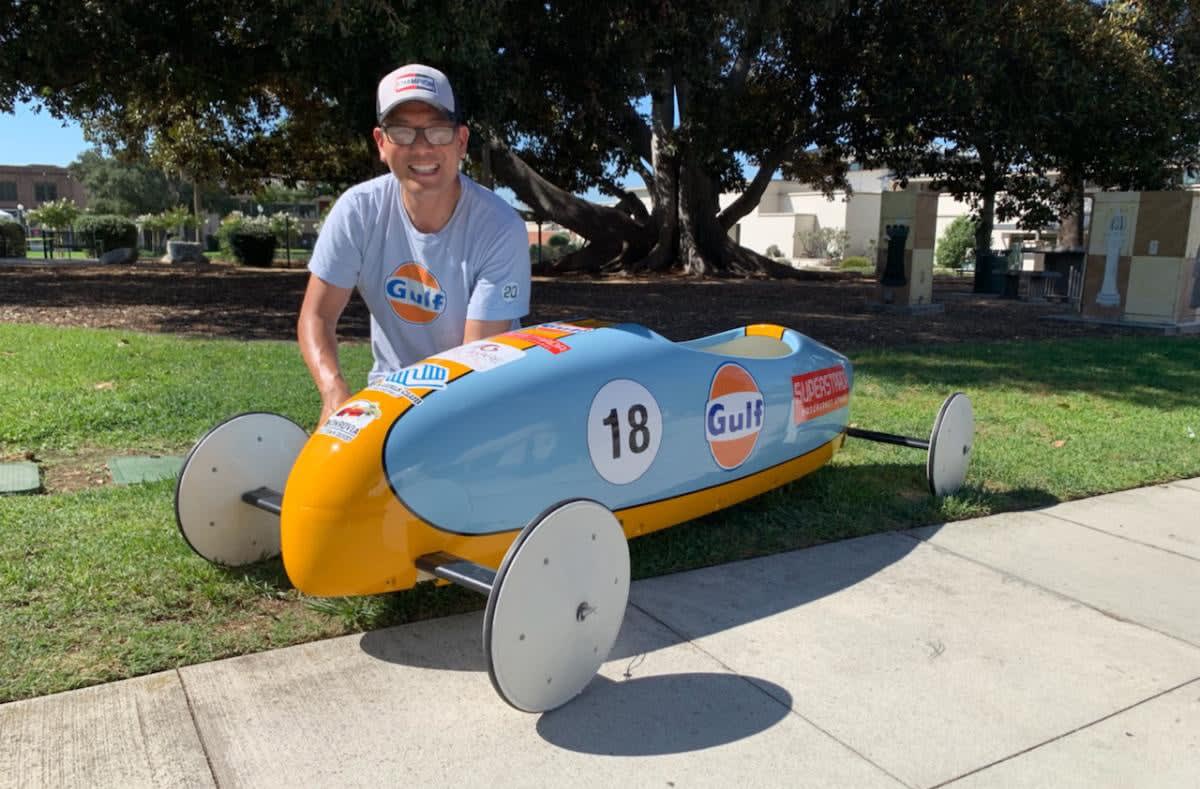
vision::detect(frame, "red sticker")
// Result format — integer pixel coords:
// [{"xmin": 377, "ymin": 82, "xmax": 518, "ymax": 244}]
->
[
  {"xmin": 507, "ymin": 330, "xmax": 570, "ymax": 354},
  {"xmin": 792, "ymin": 366, "xmax": 850, "ymax": 423}
]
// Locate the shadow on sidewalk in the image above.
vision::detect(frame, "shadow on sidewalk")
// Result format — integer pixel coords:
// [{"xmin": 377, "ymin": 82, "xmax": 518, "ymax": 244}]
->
[{"xmin": 535, "ymin": 672, "xmax": 793, "ymax": 755}]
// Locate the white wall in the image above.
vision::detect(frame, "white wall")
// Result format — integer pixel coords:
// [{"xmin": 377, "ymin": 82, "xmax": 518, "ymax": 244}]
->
[
  {"xmin": 738, "ymin": 213, "xmax": 802, "ymax": 256},
  {"xmin": 771, "ymin": 191, "xmax": 847, "ymax": 227},
  {"xmin": 846, "ymin": 169, "xmax": 895, "ymax": 193},
  {"xmin": 644, "ymin": 171, "xmax": 1056, "ymax": 263},
  {"xmin": 845, "ymin": 192, "xmax": 882, "ymax": 257}
]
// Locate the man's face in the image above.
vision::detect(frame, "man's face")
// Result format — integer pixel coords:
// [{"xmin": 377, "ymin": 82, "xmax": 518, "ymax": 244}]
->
[{"xmin": 373, "ymin": 102, "xmax": 468, "ymax": 200}]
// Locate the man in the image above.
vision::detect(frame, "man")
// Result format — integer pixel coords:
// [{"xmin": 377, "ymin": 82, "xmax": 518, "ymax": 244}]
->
[{"xmin": 299, "ymin": 64, "xmax": 530, "ymax": 425}]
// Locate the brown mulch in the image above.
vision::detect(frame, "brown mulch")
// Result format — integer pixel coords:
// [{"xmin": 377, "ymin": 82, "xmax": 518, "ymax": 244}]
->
[{"xmin": 0, "ymin": 261, "xmax": 1155, "ymax": 350}]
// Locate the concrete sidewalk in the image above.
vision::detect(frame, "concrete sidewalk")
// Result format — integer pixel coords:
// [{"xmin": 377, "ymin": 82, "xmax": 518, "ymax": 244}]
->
[{"xmin": 3, "ymin": 480, "xmax": 1198, "ymax": 788}]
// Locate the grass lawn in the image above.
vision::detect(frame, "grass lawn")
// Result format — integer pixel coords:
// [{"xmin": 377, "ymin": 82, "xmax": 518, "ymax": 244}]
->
[
  {"xmin": 15, "ymin": 248, "xmax": 98, "ymax": 261},
  {"xmin": 9, "ymin": 248, "xmax": 311, "ymax": 265},
  {"xmin": 1, "ymin": 324, "xmax": 1198, "ymax": 702}
]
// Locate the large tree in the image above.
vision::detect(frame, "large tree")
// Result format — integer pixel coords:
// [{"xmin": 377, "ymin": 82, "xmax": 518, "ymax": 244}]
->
[
  {"xmin": 6, "ymin": 1, "xmax": 1194, "ymax": 277},
  {"xmin": 461, "ymin": 0, "xmax": 859, "ymax": 276},
  {"xmin": 842, "ymin": 0, "xmax": 1198, "ymax": 268},
  {"xmin": 1022, "ymin": 0, "xmax": 1200, "ymax": 250},
  {"xmin": 3, "ymin": 0, "xmax": 866, "ymax": 276},
  {"xmin": 67, "ymin": 150, "xmax": 188, "ymax": 215}
]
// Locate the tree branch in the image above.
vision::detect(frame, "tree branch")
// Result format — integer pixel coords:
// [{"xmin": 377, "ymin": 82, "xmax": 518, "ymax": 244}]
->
[
  {"xmin": 486, "ymin": 132, "xmax": 642, "ymax": 239},
  {"xmin": 718, "ymin": 147, "xmax": 786, "ymax": 230},
  {"xmin": 618, "ymin": 99, "xmax": 653, "ymax": 165},
  {"xmin": 726, "ymin": 0, "xmax": 775, "ymax": 98}
]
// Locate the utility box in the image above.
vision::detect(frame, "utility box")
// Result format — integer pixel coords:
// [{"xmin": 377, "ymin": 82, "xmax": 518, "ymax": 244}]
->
[
  {"xmin": 873, "ymin": 190, "xmax": 938, "ymax": 311},
  {"xmin": 1083, "ymin": 191, "xmax": 1200, "ymax": 330}
]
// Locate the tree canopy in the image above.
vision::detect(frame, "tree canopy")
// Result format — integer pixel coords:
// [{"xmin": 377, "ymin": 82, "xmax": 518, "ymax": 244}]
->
[
  {"xmin": 67, "ymin": 151, "xmax": 186, "ymax": 215},
  {"xmin": 844, "ymin": 0, "xmax": 1200, "ymax": 255},
  {"xmin": 3, "ymin": 0, "xmax": 1197, "ymax": 276}
]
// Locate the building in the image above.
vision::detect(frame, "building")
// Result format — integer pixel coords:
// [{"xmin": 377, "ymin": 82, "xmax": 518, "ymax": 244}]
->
[
  {"xmin": 717, "ymin": 168, "xmax": 1073, "ymax": 263},
  {"xmin": 625, "ymin": 167, "xmax": 1080, "ymax": 266},
  {"xmin": 0, "ymin": 164, "xmax": 89, "ymax": 217}
]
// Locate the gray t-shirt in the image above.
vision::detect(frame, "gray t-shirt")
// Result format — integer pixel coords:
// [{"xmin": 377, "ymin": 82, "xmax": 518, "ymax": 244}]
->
[{"xmin": 309, "ymin": 172, "xmax": 530, "ymax": 381}]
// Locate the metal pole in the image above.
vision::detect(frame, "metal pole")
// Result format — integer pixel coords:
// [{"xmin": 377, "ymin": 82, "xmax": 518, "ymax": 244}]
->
[
  {"xmin": 844, "ymin": 426, "xmax": 929, "ymax": 451},
  {"xmin": 415, "ymin": 552, "xmax": 497, "ymax": 596},
  {"xmin": 286, "ymin": 215, "xmax": 291, "ymax": 267}
]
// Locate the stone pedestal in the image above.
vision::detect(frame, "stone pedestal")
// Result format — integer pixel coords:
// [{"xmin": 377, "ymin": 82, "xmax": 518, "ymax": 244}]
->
[
  {"xmin": 99, "ymin": 247, "xmax": 138, "ymax": 265},
  {"xmin": 162, "ymin": 240, "xmax": 209, "ymax": 265}
]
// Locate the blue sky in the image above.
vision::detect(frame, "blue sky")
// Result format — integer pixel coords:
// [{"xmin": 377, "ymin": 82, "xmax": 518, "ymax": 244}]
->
[{"xmin": 0, "ymin": 100, "xmax": 92, "ymax": 166}]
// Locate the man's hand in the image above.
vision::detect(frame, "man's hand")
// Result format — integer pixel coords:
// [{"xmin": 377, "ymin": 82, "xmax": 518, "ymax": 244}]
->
[{"xmin": 317, "ymin": 380, "xmax": 353, "ymax": 429}]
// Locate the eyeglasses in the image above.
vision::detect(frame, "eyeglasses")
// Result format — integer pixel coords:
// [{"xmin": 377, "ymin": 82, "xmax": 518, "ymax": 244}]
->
[{"xmin": 380, "ymin": 124, "xmax": 458, "ymax": 146}]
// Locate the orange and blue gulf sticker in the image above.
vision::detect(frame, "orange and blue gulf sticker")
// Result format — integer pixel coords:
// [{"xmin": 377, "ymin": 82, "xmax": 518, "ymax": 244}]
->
[
  {"xmin": 386, "ymin": 262, "xmax": 446, "ymax": 324},
  {"xmin": 705, "ymin": 363, "xmax": 765, "ymax": 470}
]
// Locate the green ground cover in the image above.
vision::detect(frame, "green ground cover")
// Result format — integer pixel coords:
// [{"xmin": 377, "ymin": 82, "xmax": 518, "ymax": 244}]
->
[
  {"xmin": 1, "ymin": 324, "xmax": 1197, "ymax": 702},
  {"xmin": 10, "ymin": 248, "xmax": 310, "ymax": 264}
]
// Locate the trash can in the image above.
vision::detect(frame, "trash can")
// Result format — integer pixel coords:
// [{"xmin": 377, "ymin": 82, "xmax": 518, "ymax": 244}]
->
[
  {"xmin": 973, "ymin": 252, "xmax": 1009, "ymax": 294},
  {"xmin": 1001, "ymin": 270, "xmax": 1021, "ymax": 299}
]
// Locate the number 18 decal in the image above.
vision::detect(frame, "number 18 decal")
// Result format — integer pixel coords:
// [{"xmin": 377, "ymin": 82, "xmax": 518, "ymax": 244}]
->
[{"xmin": 587, "ymin": 379, "xmax": 662, "ymax": 484}]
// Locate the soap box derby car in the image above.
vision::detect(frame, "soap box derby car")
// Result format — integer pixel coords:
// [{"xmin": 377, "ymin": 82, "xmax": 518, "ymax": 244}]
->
[{"xmin": 176, "ymin": 319, "xmax": 973, "ymax": 712}]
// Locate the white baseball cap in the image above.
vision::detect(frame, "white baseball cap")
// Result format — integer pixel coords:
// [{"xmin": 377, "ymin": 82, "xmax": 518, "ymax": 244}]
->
[{"xmin": 376, "ymin": 64, "xmax": 457, "ymax": 122}]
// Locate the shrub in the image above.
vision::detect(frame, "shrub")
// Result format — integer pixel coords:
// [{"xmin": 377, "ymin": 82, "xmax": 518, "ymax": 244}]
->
[
  {"xmin": 795, "ymin": 227, "xmax": 849, "ymax": 261},
  {"xmin": 229, "ymin": 224, "xmax": 277, "ymax": 266},
  {"xmin": 547, "ymin": 233, "xmax": 570, "ymax": 248},
  {"xmin": 27, "ymin": 198, "xmax": 80, "ymax": 232},
  {"xmin": 0, "ymin": 220, "xmax": 26, "ymax": 257},
  {"xmin": 75, "ymin": 214, "xmax": 138, "ymax": 255},
  {"xmin": 136, "ymin": 212, "xmax": 174, "ymax": 253},
  {"xmin": 840, "ymin": 255, "xmax": 872, "ymax": 269},
  {"xmin": 218, "ymin": 212, "xmax": 278, "ymax": 265},
  {"xmin": 936, "ymin": 215, "xmax": 979, "ymax": 270},
  {"xmin": 765, "ymin": 244, "xmax": 784, "ymax": 258},
  {"xmin": 266, "ymin": 212, "xmax": 299, "ymax": 246}
]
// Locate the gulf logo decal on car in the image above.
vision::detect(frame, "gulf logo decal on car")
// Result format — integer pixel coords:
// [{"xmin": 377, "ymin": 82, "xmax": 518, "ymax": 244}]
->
[
  {"xmin": 705, "ymin": 363, "xmax": 765, "ymax": 470},
  {"xmin": 385, "ymin": 262, "xmax": 446, "ymax": 324}
]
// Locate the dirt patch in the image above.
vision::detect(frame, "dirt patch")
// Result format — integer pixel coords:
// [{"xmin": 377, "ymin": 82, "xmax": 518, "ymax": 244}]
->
[
  {"xmin": 0, "ymin": 260, "xmax": 1155, "ymax": 349},
  {"xmin": 5, "ymin": 448, "xmax": 167, "ymax": 494}
]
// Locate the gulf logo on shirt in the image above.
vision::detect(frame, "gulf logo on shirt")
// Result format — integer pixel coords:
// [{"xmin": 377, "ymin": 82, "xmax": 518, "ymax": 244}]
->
[
  {"xmin": 705, "ymin": 363, "xmax": 765, "ymax": 470},
  {"xmin": 385, "ymin": 262, "xmax": 446, "ymax": 324}
]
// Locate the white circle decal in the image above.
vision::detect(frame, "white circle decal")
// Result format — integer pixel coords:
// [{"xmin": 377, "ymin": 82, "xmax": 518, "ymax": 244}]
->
[{"xmin": 587, "ymin": 379, "xmax": 662, "ymax": 485}]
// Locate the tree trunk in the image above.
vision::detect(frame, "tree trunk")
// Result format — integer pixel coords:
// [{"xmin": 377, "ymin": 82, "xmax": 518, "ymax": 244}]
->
[
  {"xmin": 633, "ymin": 71, "xmax": 679, "ymax": 273},
  {"xmin": 477, "ymin": 144, "xmax": 495, "ymax": 190},
  {"xmin": 973, "ymin": 185, "xmax": 997, "ymax": 294},
  {"xmin": 193, "ymin": 178, "xmax": 202, "ymax": 244},
  {"xmin": 487, "ymin": 129, "xmax": 796, "ymax": 278},
  {"xmin": 1055, "ymin": 174, "xmax": 1085, "ymax": 251},
  {"xmin": 679, "ymin": 154, "xmax": 745, "ymax": 276}
]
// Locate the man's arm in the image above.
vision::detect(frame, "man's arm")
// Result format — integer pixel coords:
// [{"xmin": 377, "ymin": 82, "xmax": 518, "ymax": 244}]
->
[
  {"xmin": 298, "ymin": 274, "xmax": 354, "ymax": 427},
  {"xmin": 463, "ymin": 318, "xmax": 514, "ymax": 344}
]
